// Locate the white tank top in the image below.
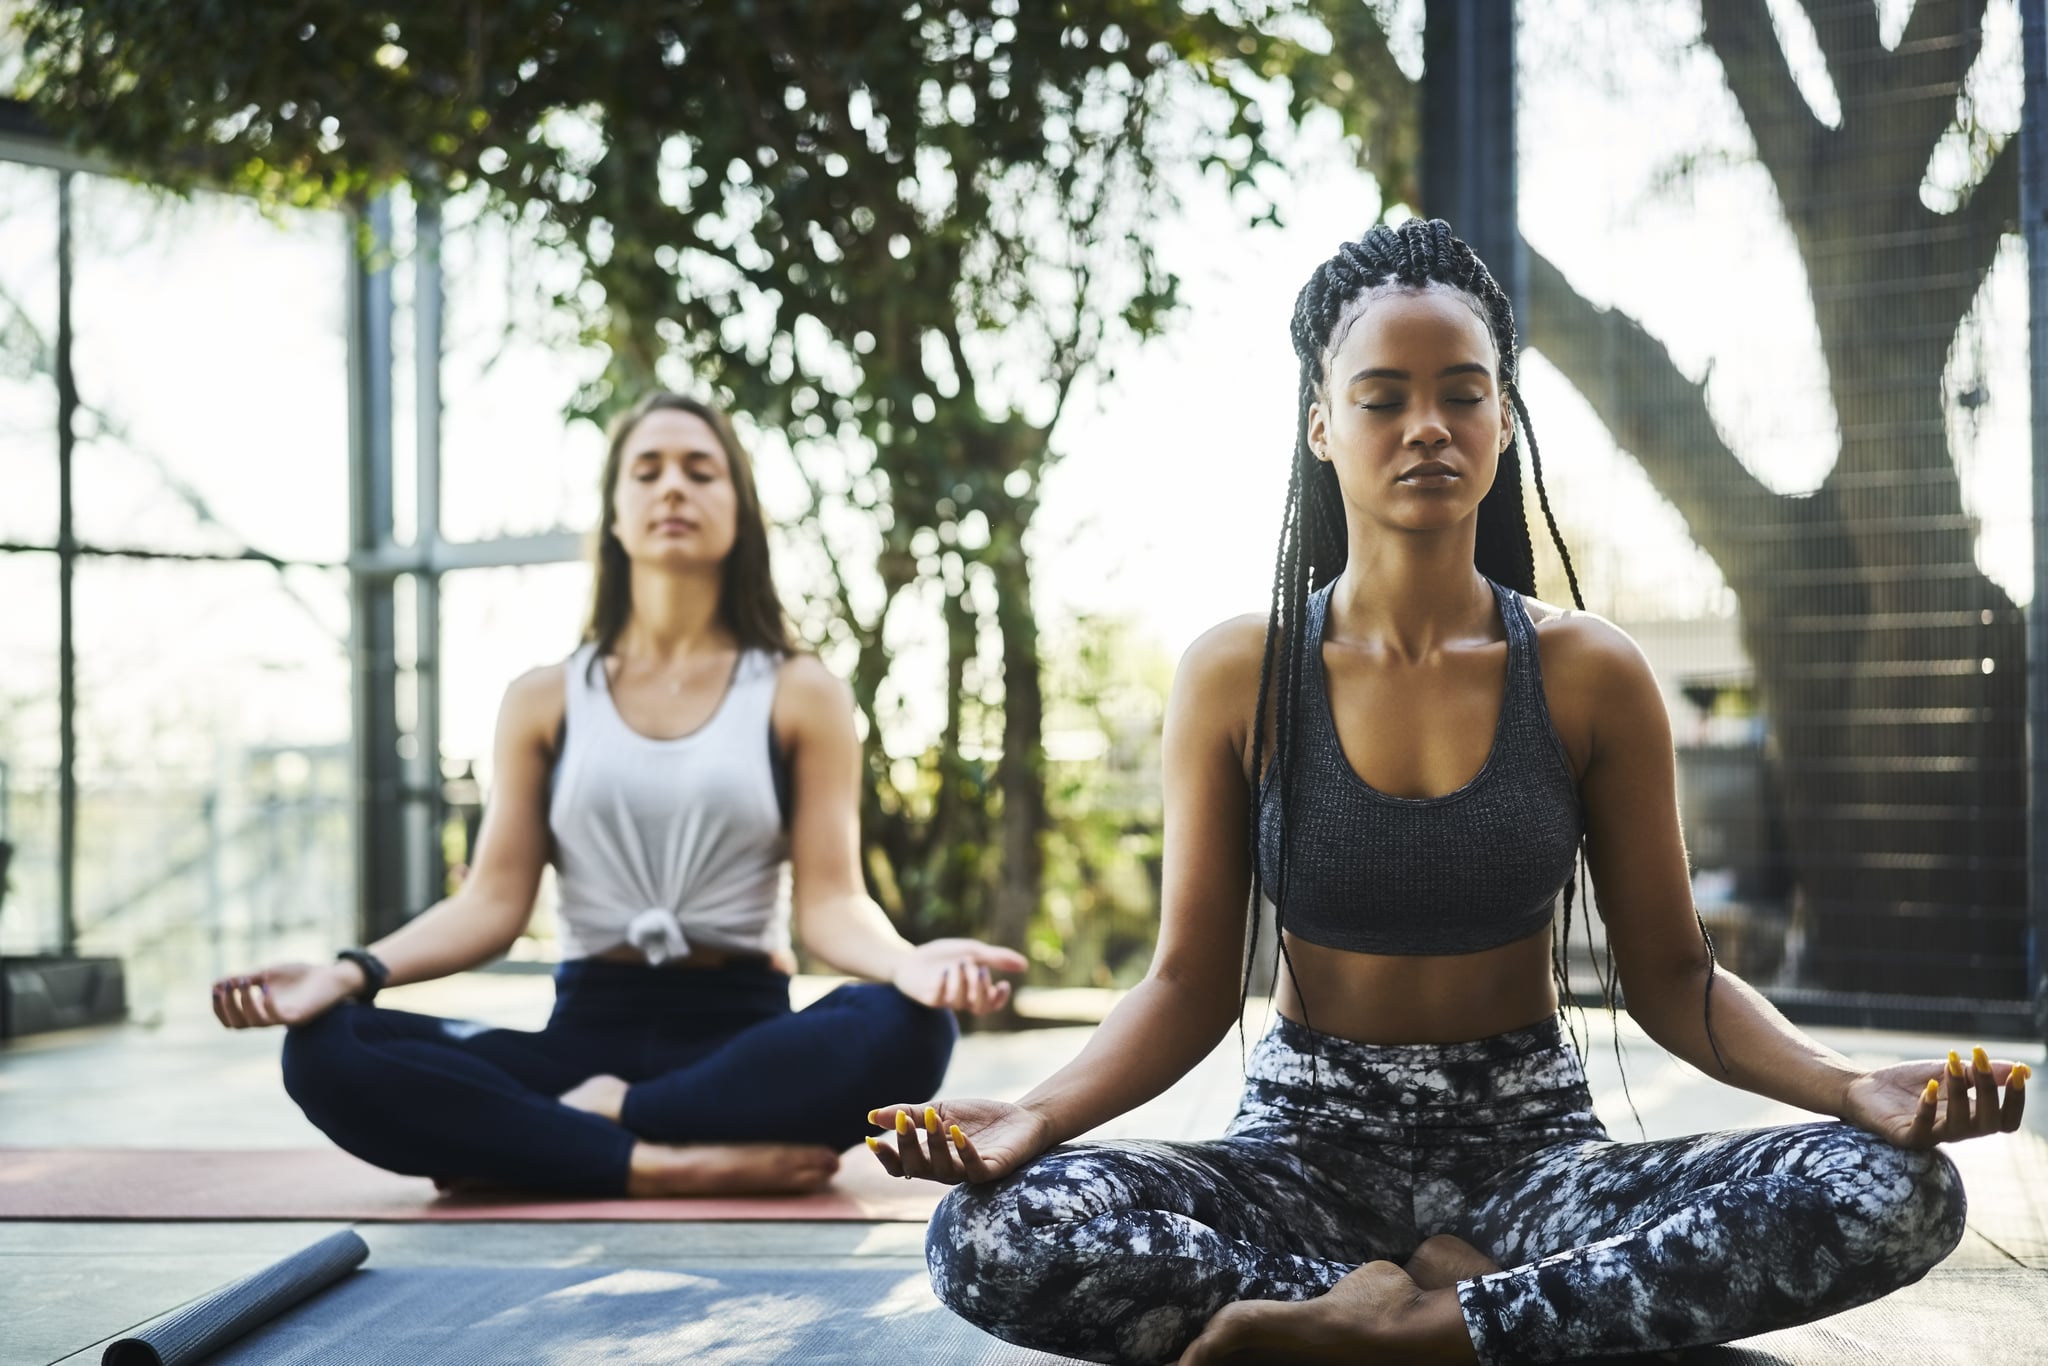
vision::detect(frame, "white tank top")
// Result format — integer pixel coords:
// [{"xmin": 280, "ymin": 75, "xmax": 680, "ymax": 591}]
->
[{"xmin": 548, "ymin": 643, "xmax": 792, "ymax": 964}]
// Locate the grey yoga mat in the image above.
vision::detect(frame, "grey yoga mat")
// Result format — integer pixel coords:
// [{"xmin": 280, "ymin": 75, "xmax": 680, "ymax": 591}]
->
[
  {"xmin": 100, "ymin": 1230, "xmax": 368, "ymax": 1366},
  {"xmin": 163, "ymin": 1263, "xmax": 2048, "ymax": 1366}
]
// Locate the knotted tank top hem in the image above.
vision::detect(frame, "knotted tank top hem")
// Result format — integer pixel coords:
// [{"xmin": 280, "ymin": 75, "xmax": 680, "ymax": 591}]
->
[{"xmin": 548, "ymin": 643, "xmax": 793, "ymax": 965}]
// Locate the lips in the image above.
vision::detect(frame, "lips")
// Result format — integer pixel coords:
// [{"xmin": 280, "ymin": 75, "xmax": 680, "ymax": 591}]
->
[{"xmin": 1397, "ymin": 462, "xmax": 1457, "ymax": 483}]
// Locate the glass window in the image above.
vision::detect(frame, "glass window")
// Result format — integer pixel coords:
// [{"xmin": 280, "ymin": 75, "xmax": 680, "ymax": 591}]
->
[
  {"xmin": 71, "ymin": 558, "xmax": 352, "ymax": 1017},
  {"xmin": 67, "ymin": 176, "xmax": 349, "ymax": 563},
  {"xmin": 436, "ymin": 192, "xmax": 607, "ymax": 543},
  {"xmin": 0, "ymin": 162, "xmax": 59, "ymax": 547}
]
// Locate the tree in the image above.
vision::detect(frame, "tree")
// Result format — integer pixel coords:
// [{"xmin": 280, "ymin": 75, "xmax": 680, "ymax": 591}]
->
[
  {"xmin": 13, "ymin": 1, "xmax": 1377, "ymax": 962},
  {"xmin": 1526, "ymin": 0, "xmax": 2023, "ymax": 997},
  {"xmin": 1307, "ymin": 0, "xmax": 2024, "ymax": 997}
]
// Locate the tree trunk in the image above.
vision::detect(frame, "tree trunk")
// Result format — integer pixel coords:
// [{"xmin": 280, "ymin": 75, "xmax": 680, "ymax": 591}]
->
[{"xmin": 987, "ymin": 527, "xmax": 1046, "ymax": 959}]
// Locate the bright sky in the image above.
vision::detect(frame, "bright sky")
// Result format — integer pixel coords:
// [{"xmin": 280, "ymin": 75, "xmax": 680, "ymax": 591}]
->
[{"xmin": 0, "ymin": 0, "xmax": 2029, "ymax": 787}]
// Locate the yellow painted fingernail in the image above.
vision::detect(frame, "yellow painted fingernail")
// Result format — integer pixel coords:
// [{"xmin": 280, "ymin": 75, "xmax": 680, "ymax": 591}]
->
[
  {"xmin": 2014, "ymin": 1065, "xmax": 2031, "ymax": 1086},
  {"xmin": 924, "ymin": 1106, "xmax": 941, "ymax": 1133},
  {"xmin": 949, "ymin": 1125, "xmax": 967, "ymax": 1145},
  {"xmin": 1922, "ymin": 1079, "xmax": 1940, "ymax": 1102},
  {"xmin": 896, "ymin": 1111, "xmax": 913, "ymax": 1135},
  {"xmin": 1973, "ymin": 1046, "xmax": 1992, "ymax": 1074},
  {"xmin": 1947, "ymin": 1051, "xmax": 1964, "ymax": 1077},
  {"xmin": 867, "ymin": 1110, "xmax": 882, "ymax": 1126},
  {"xmin": 865, "ymin": 1136, "xmax": 881, "ymax": 1153}
]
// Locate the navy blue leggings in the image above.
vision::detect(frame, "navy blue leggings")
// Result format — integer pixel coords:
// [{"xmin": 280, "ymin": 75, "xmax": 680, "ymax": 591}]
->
[{"xmin": 281, "ymin": 959, "xmax": 957, "ymax": 1196}]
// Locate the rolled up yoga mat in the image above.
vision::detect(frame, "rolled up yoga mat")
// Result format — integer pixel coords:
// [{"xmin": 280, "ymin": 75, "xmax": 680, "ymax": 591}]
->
[{"xmin": 101, "ymin": 1229, "xmax": 368, "ymax": 1366}]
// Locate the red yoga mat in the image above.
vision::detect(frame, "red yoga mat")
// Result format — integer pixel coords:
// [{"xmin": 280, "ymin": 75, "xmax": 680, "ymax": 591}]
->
[{"xmin": 0, "ymin": 1146, "xmax": 945, "ymax": 1222}]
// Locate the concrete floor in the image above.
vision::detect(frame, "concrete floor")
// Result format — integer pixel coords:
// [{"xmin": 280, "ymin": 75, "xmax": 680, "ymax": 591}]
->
[{"xmin": 4, "ymin": 973, "xmax": 2044, "ymax": 1365}]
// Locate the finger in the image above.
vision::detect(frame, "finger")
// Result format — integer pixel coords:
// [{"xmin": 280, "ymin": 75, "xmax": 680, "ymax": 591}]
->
[
  {"xmin": 989, "ymin": 979, "xmax": 1013, "ymax": 1012},
  {"xmin": 921, "ymin": 1106, "xmax": 963, "ymax": 1182},
  {"xmin": 966, "ymin": 945, "xmax": 1030, "ymax": 973},
  {"xmin": 1943, "ymin": 1051, "xmax": 1973, "ymax": 1142},
  {"xmin": 965, "ymin": 964, "xmax": 992, "ymax": 1014},
  {"xmin": 942, "ymin": 962, "xmax": 967, "ymax": 1011},
  {"xmin": 2002, "ymin": 1063, "xmax": 2030, "ymax": 1133},
  {"xmin": 1971, "ymin": 1048, "xmax": 2000, "ymax": 1136},
  {"xmin": 210, "ymin": 983, "xmax": 234, "ymax": 1029},
  {"xmin": 1908, "ymin": 1077, "xmax": 1940, "ymax": 1147},
  {"xmin": 246, "ymin": 982, "xmax": 281, "ymax": 1028},
  {"xmin": 864, "ymin": 1134, "xmax": 905, "ymax": 1178},
  {"xmin": 948, "ymin": 1123, "xmax": 997, "ymax": 1183},
  {"xmin": 219, "ymin": 980, "xmax": 253, "ymax": 1029},
  {"xmin": 892, "ymin": 1109, "xmax": 933, "ymax": 1178}
]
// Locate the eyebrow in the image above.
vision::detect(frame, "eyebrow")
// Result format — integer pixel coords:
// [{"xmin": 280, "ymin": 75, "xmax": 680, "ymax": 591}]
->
[{"xmin": 1346, "ymin": 363, "xmax": 1493, "ymax": 384}]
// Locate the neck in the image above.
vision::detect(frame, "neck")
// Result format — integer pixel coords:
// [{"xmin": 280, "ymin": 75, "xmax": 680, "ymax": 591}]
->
[
  {"xmin": 1328, "ymin": 523, "xmax": 1493, "ymax": 660},
  {"xmin": 615, "ymin": 562, "xmax": 732, "ymax": 660}
]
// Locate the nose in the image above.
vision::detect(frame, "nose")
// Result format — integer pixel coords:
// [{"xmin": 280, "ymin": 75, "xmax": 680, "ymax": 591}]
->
[
  {"xmin": 652, "ymin": 460, "xmax": 692, "ymax": 497},
  {"xmin": 1404, "ymin": 406, "xmax": 1452, "ymax": 448}
]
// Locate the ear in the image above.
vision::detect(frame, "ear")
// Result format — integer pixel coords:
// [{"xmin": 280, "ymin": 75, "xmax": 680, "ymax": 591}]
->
[
  {"xmin": 1497, "ymin": 397, "xmax": 1515, "ymax": 453},
  {"xmin": 1307, "ymin": 399, "xmax": 1332, "ymax": 462}
]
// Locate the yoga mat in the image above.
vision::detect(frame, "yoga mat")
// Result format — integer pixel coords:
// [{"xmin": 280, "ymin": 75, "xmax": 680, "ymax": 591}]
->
[
  {"xmin": 97, "ymin": 1263, "xmax": 2048, "ymax": 1366},
  {"xmin": 0, "ymin": 1148, "xmax": 944, "ymax": 1222},
  {"xmin": 99, "ymin": 1230, "xmax": 366, "ymax": 1366}
]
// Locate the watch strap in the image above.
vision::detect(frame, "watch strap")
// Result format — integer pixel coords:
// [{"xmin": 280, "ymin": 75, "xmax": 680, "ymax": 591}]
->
[{"xmin": 335, "ymin": 948, "xmax": 390, "ymax": 1004}]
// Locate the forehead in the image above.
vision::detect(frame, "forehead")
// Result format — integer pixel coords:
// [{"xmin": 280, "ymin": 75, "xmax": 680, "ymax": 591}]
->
[
  {"xmin": 623, "ymin": 409, "xmax": 726, "ymax": 458},
  {"xmin": 1329, "ymin": 285, "xmax": 1498, "ymax": 375}
]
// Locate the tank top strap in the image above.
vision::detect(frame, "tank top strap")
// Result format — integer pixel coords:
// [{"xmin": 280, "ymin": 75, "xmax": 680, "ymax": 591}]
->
[
  {"xmin": 722, "ymin": 649, "xmax": 784, "ymax": 734},
  {"xmin": 561, "ymin": 642, "xmax": 604, "ymax": 733},
  {"xmin": 1488, "ymin": 577, "xmax": 1544, "ymax": 713}
]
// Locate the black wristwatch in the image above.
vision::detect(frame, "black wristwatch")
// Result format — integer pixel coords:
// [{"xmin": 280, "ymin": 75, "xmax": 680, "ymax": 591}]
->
[{"xmin": 335, "ymin": 948, "xmax": 390, "ymax": 1004}]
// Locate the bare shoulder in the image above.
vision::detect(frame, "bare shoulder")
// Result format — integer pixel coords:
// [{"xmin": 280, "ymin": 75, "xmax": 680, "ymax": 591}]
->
[
  {"xmin": 774, "ymin": 650, "xmax": 853, "ymax": 710},
  {"xmin": 1520, "ymin": 596, "xmax": 1664, "ymax": 740},
  {"xmin": 1171, "ymin": 613, "xmax": 1272, "ymax": 765},
  {"xmin": 500, "ymin": 661, "xmax": 568, "ymax": 744},
  {"xmin": 1177, "ymin": 613, "xmax": 1269, "ymax": 701},
  {"xmin": 772, "ymin": 651, "xmax": 855, "ymax": 753}
]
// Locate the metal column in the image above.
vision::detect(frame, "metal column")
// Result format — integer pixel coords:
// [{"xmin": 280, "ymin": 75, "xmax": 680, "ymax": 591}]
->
[
  {"xmin": 54, "ymin": 171, "xmax": 77, "ymax": 955},
  {"xmin": 347, "ymin": 199, "xmax": 406, "ymax": 944},
  {"xmin": 2022, "ymin": 0, "xmax": 2048, "ymax": 1037},
  {"xmin": 1421, "ymin": 0, "xmax": 1524, "ymax": 321},
  {"xmin": 408, "ymin": 197, "xmax": 445, "ymax": 915}
]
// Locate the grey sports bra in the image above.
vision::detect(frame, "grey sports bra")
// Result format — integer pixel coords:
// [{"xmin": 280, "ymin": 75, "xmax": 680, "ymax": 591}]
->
[{"xmin": 1256, "ymin": 577, "xmax": 1583, "ymax": 956}]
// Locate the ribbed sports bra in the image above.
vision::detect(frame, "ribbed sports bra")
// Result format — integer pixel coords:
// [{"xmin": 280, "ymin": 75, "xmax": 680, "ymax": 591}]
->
[
  {"xmin": 548, "ymin": 644, "xmax": 792, "ymax": 964},
  {"xmin": 1256, "ymin": 577, "xmax": 1582, "ymax": 956}
]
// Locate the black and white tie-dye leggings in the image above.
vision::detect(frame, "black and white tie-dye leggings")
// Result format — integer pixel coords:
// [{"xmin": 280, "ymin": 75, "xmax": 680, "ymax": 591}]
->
[{"xmin": 927, "ymin": 1014, "xmax": 1965, "ymax": 1365}]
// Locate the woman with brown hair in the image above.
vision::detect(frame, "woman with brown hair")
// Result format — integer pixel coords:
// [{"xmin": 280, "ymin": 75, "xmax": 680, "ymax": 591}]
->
[{"xmin": 213, "ymin": 391, "xmax": 1023, "ymax": 1198}]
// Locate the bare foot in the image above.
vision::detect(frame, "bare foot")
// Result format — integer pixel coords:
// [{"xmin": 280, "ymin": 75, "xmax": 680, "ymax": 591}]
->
[
  {"xmin": 559, "ymin": 1074, "xmax": 630, "ymax": 1123},
  {"xmin": 1403, "ymin": 1233, "xmax": 1502, "ymax": 1291},
  {"xmin": 626, "ymin": 1141, "xmax": 840, "ymax": 1197},
  {"xmin": 1176, "ymin": 1261, "xmax": 1478, "ymax": 1364}
]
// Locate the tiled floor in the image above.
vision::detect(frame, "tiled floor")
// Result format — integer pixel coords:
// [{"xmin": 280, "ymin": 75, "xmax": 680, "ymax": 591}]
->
[{"xmin": 4, "ymin": 972, "xmax": 2044, "ymax": 1365}]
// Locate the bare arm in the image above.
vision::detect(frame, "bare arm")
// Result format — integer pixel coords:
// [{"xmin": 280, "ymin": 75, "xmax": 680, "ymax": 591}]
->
[
  {"xmin": 870, "ymin": 618, "xmax": 1263, "ymax": 1179},
  {"xmin": 212, "ymin": 665, "xmax": 560, "ymax": 1026},
  {"xmin": 1576, "ymin": 620, "xmax": 2026, "ymax": 1144},
  {"xmin": 780, "ymin": 655, "xmax": 1024, "ymax": 1008}
]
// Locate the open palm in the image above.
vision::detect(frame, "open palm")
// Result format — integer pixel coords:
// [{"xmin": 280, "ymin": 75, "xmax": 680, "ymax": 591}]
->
[
  {"xmin": 1840, "ymin": 1053, "xmax": 2026, "ymax": 1150},
  {"xmin": 865, "ymin": 1097, "xmax": 1050, "ymax": 1185},
  {"xmin": 211, "ymin": 962, "xmax": 355, "ymax": 1029}
]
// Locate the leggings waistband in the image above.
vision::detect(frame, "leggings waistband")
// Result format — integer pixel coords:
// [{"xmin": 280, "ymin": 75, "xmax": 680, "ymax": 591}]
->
[{"xmin": 1241, "ymin": 1012, "xmax": 1595, "ymax": 1132}]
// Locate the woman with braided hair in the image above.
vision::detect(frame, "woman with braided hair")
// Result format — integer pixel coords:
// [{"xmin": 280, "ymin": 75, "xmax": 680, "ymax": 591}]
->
[{"xmin": 867, "ymin": 219, "xmax": 2028, "ymax": 1364}]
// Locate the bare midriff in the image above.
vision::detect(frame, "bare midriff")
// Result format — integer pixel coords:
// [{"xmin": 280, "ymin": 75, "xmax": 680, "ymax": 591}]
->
[{"xmin": 1273, "ymin": 923, "xmax": 1559, "ymax": 1045}]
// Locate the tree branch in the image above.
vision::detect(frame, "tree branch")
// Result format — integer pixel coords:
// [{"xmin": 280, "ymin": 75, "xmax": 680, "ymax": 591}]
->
[
  {"xmin": 1524, "ymin": 246, "xmax": 1783, "ymax": 579},
  {"xmin": 1701, "ymin": 0, "xmax": 1834, "ymax": 236},
  {"xmin": 1796, "ymin": 0, "xmax": 1883, "ymax": 108},
  {"xmin": 1889, "ymin": 0, "xmax": 1990, "ymax": 154},
  {"xmin": 1929, "ymin": 131, "xmax": 2020, "ymax": 338}
]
